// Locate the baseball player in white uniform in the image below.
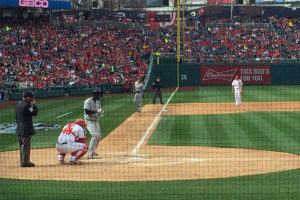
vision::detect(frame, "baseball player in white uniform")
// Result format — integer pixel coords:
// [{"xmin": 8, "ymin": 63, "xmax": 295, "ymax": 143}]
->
[
  {"xmin": 134, "ymin": 77, "xmax": 145, "ymax": 112},
  {"xmin": 56, "ymin": 118, "xmax": 88, "ymax": 164},
  {"xmin": 84, "ymin": 89, "xmax": 103, "ymax": 159},
  {"xmin": 232, "ymin": 75, "xmax": 243, "ymax": 106}
]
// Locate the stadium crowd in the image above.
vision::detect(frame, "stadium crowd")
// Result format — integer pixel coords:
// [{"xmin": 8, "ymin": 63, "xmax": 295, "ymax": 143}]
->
[
  {"xmin": 0, "ymin": 16, "xmax": 299, "ymax": 89},
  {"xmin": 184, "ymin": 17, "xmax": 299, "ymax": 63}
]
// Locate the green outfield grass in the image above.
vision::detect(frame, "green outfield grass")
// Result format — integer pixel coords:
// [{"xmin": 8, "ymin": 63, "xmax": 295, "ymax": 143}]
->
[
  {"xmin": 148, "ymin": 112, "xmax": 300, "ymax": 154},
  {"xmin": 0, "ymin": 85, "xmax": 300, "ymax": 200},
  {"xmin": 1, "ymin": 168, "xmax": 300, "ymax": 200},
  {"xmin": 173, "ymin": 85, "xmax": 300, "ymax": 103}
]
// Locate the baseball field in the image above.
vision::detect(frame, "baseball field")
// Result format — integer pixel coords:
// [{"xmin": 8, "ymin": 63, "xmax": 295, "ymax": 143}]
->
[{"xmin": 1, "ymin": 85, "xmax": 300, "ymax": 199}]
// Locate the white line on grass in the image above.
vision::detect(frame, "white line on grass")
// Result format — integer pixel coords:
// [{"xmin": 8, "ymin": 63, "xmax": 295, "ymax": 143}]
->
[
  {"xmin": 56, "ymin": 112, "xmax": 73, "ymax": 118},
  {"xmin": 131, "ymin": 87, "xmax": 179, "ymax": 155}
]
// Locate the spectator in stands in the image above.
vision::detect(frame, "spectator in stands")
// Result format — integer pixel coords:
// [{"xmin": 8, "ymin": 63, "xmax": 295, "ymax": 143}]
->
[{"xmin": 0, "ymin": 16, "xmax": 299, "ymax": 91}]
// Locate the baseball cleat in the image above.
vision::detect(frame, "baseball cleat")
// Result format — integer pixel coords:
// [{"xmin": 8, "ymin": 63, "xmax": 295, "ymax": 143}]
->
[
  {"xmin": 59, "ymin": 159, "xmax": 65, "ymax": 164},
  {"xmin": 92, "ymin": 152, "xmax": 99, "ymax": 157},
  {"xmin": 58, "ymin": 155, "xmax": 65, "ymax": 164},
  {"xmin": 69, "ymin": 160, "xmax": 82, "ymax": 165},
  {"xmin": 88, "ymin": 152, "xmax": 99, "ymax": 159}
]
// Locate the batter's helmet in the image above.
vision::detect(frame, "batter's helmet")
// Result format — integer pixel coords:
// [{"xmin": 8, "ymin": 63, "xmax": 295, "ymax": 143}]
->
[
  {"xmin": 93, "ymin": 88, "xmax": 102, "ymax": 99},
  {"xmin": 75, "ymin": 118, "xmax": 87, "ymax": 129},
  {"xmin": 93, "ymin": 88, "xmax": 101, "ymax": 95}
]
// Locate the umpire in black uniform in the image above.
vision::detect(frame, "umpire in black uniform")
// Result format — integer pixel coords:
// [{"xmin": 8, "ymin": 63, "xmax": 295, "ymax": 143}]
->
[
  {"xmin": 15, "ymin": 91, "xmax": 38, "ymax": 167},
  {"xmin": 152, "ymin": 77, "xmax": 163, "ymax": 105}
]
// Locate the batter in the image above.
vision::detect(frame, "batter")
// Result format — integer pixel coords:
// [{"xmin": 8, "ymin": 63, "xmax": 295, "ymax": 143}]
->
[{"xmin": 84, "ymin": 88, "xmax": 103, "ymax": 159}]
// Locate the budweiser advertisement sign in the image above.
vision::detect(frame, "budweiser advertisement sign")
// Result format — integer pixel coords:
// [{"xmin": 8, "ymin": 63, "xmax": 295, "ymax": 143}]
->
[{"xmin": 201, "ymin": 66, "xmax": 271, "ymax": 85}]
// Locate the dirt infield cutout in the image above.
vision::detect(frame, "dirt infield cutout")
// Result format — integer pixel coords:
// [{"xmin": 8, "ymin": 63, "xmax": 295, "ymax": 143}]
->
[{"xmin": 1, "ymin": 102, "xmax": 300, "ymax": 181}]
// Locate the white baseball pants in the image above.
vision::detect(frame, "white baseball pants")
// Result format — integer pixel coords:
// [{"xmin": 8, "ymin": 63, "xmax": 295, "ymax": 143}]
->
[
  {"xmin": 86, "ymin": 120, "xmax": 101, "ymax": 157},
  {"xmin": 56, "ymin": 142, "xmax": 87, "ymax": 154},
  {"xmin": 234, "ymin": 89, "xmax": 242, "ymax": 106}
]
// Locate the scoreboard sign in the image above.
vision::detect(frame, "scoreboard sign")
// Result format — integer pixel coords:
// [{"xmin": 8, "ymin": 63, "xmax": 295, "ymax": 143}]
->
[
  {"xmin": 0, "ymin": 0, "xmax": 71, "ymax": 9},
  {"xmin": 201, "ymin": 65, "xmax": 271, "ymax": 85}
]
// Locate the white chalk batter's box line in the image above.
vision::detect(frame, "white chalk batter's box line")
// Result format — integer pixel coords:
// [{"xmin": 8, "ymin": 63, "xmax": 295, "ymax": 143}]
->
[
  {"xmin": 86, "ymin": 157, "xmax": 203, "ymax": 167},
  {"xmin": 49, "ymin": 152, "xmax": 300, "ymax": 166},
  {"xmin": 92, "ymin": 152, "xmax": 300, "ymax": 162},
  {"xmin": 121, "ymin": 157, "xmax": 203, "ymax": 167},
  {"xmin": 81, "ymin": 152, "xmax": 204, "ymax": 166}
]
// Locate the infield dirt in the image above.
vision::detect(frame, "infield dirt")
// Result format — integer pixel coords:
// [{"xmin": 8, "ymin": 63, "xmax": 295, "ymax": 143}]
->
[{"xmin": 1, "ymin": 102, "xmax": 300, "ymax": 181}]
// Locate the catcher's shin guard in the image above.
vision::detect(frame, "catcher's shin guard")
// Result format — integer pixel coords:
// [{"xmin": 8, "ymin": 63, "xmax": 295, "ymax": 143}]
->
[{"xmin": 71, "ymin": 144, "xmax": 88, "ymax": 161}]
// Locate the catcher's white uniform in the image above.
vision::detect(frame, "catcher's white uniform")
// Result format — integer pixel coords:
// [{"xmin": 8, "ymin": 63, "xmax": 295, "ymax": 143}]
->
[
  {"xmin": 56, "ymin": 123, "xmax": 88, "ymax": 164},
  {"xmin": 232, "ymin": 78, "xmax": 243, "ymax": 106}
]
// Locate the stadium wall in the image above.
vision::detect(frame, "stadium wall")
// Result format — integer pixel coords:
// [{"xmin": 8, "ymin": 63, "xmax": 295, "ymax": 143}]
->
[
  {"xmin": 6, "ymin": 84, "xmax": 111, "ymax": 100},
  {"xmin": 146, "ymin": 60, "xmax": 300, "ymax": 88},
  {"xmin": 9, "ymin": 90, "xmax": 65, "ymax": 100},
  {"xmin": 5, "ymin": 63, "xmax": 299, "ymax": 100}
]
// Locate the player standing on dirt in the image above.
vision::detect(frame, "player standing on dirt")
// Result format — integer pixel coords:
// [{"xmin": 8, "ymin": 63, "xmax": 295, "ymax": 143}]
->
[
  {"xmin": 84, "ymin": 88, "xmax": 104, "ymax": 159},
  {"xmin": 15, "ymin": 90, "xmax": 38, "ymax": 167},
  {"xmin": 134, "ymin": 77, "xmax": 145, "ymax": 112},
  {"xmin": 232, "ymin": 75, "xmax": 243, "ymax": 107}
]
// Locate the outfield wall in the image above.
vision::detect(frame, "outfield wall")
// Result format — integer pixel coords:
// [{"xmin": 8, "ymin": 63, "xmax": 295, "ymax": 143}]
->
[{"xmin": 146, "ymin": 61, "xmax": 300, "ymax": 88}]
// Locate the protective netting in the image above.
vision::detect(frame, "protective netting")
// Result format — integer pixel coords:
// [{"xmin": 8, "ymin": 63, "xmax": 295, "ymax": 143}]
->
[{"xmin": 0, "ymin": 12, "xmax": 300, "ymax": 200}]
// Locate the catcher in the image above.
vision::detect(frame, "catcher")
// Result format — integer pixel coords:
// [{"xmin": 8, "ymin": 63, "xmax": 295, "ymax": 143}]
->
[{"xmin": 56, "ymin": 118, "xmax": 88, "ymax": 164}]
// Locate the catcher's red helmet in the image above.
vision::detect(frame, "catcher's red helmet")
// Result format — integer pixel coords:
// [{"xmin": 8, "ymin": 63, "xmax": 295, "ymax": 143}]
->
[{"xmin": 75, "ymin": 118, "xmax": 87, "ymax": 129}]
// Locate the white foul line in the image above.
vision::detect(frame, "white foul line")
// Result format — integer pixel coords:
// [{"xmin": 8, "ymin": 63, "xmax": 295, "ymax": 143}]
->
[
  {"xmin": 131, "ymin": 87, "xmax": 179, "ymax": 155},
  {"xmin": 56, "ymin": 112, "xmax": 73, "ymax": 118}
]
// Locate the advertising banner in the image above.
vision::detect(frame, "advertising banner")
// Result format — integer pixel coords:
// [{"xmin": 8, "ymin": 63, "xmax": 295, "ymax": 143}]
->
[
  {"xmin": 201, "ymin": 65, "xmax": 271, "ymax": 85},
  {"xmin": 146, "ymin": 11, "xmax": 177, "ymax": 29},
  {"xmin": 0, "ymin": 0, "xmax": 71, "ymax": 9},
  {"xmin": 0, "ymin": 123, "xmax": 60, "ymax": 134}
]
